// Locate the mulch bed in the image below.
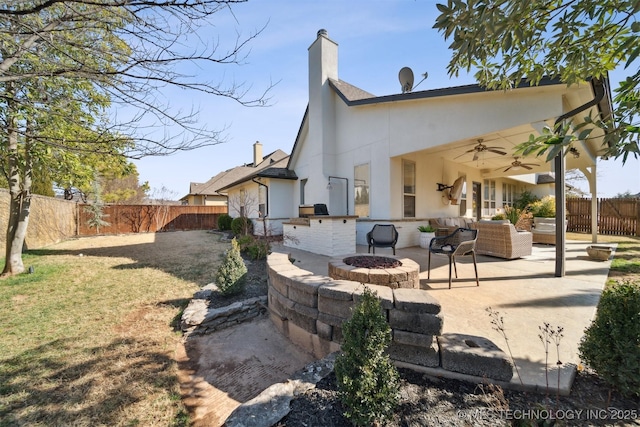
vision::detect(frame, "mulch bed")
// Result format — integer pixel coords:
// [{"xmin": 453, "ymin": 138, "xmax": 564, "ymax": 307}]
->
[{"xmin": 275, "ymin": 367, "xmax": 640, "ymax": 426}]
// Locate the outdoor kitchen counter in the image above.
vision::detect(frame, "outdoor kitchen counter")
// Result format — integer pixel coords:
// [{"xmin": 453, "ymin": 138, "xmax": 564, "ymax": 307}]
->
[{"xmin": 283, "ymin": 215, "xmax": 358, "ymax": 257}]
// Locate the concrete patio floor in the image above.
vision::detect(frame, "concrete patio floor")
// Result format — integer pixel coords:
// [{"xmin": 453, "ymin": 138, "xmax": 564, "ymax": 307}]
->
[{"xmin": 272, "ymin": 240, "xmax": 615, "ymax": 395}]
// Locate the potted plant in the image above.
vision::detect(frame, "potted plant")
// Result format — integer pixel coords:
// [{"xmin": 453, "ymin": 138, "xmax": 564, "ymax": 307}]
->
[{"xmin": 418, "ymin": 224, "xmax": 436, "ymax": 249}]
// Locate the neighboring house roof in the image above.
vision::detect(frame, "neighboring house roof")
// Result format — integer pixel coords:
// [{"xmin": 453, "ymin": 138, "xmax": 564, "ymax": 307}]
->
[
  {"xmin": 217, "ymin": 156, "xmax": 297, "ymax": 192},
  {"xmin": 181, "ymin": 149, "xmax": 292, "ymax": 201}
]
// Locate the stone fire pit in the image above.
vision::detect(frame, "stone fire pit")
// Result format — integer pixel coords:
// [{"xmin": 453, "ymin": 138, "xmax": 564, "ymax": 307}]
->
[{"xmin": 328, "ymin": 254, "xmax": 420, "ymax": 289}]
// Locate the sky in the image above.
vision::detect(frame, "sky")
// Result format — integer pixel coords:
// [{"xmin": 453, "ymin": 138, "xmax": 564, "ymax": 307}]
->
[{"xmin": 132, "ymin": 0, "xmax": 640, "ymax": 200}]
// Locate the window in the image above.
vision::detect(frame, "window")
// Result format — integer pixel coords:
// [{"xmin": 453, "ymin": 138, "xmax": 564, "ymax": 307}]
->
[
  {"xmin": 502, "ymin": 183, "xmax": 516, "ymax": 207},
  {"xmin": 354, "ymin": 164, "xmax": 370, "ymax": 218},
  {"xmin": 300, "ymin": 179, "xmax": 307, "ymax": 205},
  {"xmin": 483, "ymin": 179, "xmax": 496, "ymax": 216},
  {"xmin": 403, "ymin": 160, "xmax": 416, "ymax": 217}
]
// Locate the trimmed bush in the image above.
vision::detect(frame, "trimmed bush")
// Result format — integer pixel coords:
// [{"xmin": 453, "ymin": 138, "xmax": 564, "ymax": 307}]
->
[
  {"xmin": 334, "ymin": 287, "xmax": 400, "ymax": 426},
  {"xmin": 236, "ymin": 235, "xmax": 270, "ymax": 260},
  {"xmin": 214, "ymin": 238, "xmax": 248, "ymax": 296},
  {"xmin": 579, "ymin": 281, "xmax": 640, "ymax": 397},
  {"xmin": 231, "ymin": 216, "xmax": 254, "ymax": 236},
  {"xmin": 217, "ymin": 214, "xmax": 233, "ymax": 231}
]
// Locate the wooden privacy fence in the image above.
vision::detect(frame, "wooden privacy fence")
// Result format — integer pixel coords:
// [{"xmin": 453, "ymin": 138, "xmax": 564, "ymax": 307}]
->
[
  {"xmin": 78, "ymin": 204, "xmax": 227, "ymax": 235},
  {"xmin": 567, "ymin": 198, "xmax": 640, "ymax": 236}
]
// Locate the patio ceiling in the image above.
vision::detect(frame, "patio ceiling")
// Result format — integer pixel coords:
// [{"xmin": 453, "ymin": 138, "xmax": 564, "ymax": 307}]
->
[{"xmin": 420, "ymin": 119, "xmax": 603, "ymax": 181}]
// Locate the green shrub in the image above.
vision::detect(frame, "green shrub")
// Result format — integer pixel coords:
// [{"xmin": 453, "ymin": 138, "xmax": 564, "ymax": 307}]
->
[
  {"xmin": 246, "ymin": 239, "xmax": 270, "ymax": 260},
  {"xmin": 579, "ymin": 281, "xmax": 640, "ymax": 398},
  {"xmin": 231, "ymin": 217, "xmax": 254, "ymax": 236},
  {"xmin": 514, "ymin": 190, "xmax": 539, "ymax": 211},
  {"xmin": 491, "ymin": 213, "xmax": 507, "ymax": 220},
  {"xmin": 417, "ymin": 225, "xmax": 435, "ymax": 232},
  {"xmin": 217, "ymin": 214, "xmax": 233, "ymax": 231},
  {"xmin": 334, "ymin": 287, "xmax": 400, "ymax": 426},
  {"xmin": 236, "ymin": 235, "xmax": 270, "ymax": 260},
  {"xmin": 214, "ymin": 238, "xmax": 248, "ymax": 296},
  {"xmin": 528, "ymin": 195, "xmax": 556, "ymax": 218}
]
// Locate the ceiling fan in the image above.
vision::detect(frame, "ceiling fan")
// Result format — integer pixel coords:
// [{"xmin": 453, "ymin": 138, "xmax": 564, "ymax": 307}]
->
[
  {"xmin": 454, "ymin": 139, "xmax": 507, "ymax": 161},
  {"xmin": 498, "ymin": 157, "xmax": 540, "ymax": 172}
]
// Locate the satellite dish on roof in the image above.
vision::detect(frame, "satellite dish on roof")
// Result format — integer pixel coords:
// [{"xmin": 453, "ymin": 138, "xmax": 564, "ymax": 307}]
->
[{"xmin": 399, "ymin": 67, "xmax": 414, "ymax": 93}]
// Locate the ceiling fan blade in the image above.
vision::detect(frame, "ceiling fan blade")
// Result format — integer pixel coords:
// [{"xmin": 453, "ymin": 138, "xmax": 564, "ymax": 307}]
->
[
  {"xmin": 488, "ymin": 149, "xmax": 507, "ymax": 155},
  {"xmin": 472, "ymin": 152, "xmax": 479, "ymax": 161},
  {"xmin": 522, "ymin": 164, "xmax": 533, "ymax": 170},
  {"xmin": 485, "ymin": 146, "xmax": 506, "ymax": 150},
  {"xmin": 503, "ymin": 166, "xmax": 512, "ymax": 172}
]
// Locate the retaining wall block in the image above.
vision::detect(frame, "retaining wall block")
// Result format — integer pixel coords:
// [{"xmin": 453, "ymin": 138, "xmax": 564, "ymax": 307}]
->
[
  {"xmin": 438, "ymin": 333, "xmax": 514, "ymax": 382},
  {"xmin": 385, "ymin": 268, "xmax": 408, "ymax": 283},
  {"xmin": 318, "ymin": 312, "xmax": 347, "ymax": 327},
  {"xmin": 318, "ymin": 295, "xmax": 355, "ymax": 319},
  {"xmin": 345, "ymin": 267, "xmax": 368, "ymax": 283},
  {"xmin": 353, "ymin": 284, "xmax": 394, "ymax": 310},
  {"xmin": 388, "ymin": 337, "xmax": 439, "ymax": 367},
  {"xmin": 393, "ymin": 288, "xmax": 441, "ymax": 314},
  {"xmin": 317, "ymin": 280, "xmax": 360, "ymax": 300},
  {"xmin": 287, "ymin": 275, "xmax": 330, "ymax": 308},
  {"xmin": 389, "ymin": 310, "xmax": 443, "ymax": 336},
  {"xmin": 367, "ymin": 269, "xmax": 391, "ymax": 285},
  {"xmin": 288, "ymin": 303, "xmax": 319, "ymax": 334},
  {"xmin": 269, "ymin": 272, "xmax": 289, "ymax": 298},
  {"xmin": 392, "ymin": 329, "xmax": 435, "ymax": 349},
  {"xmin": 316, "ymin": 320, "xmax": 333, "ymax": 341},
  {"xmin": 268, "ymin": 286, "xmax": 295, "ymax": 318}
]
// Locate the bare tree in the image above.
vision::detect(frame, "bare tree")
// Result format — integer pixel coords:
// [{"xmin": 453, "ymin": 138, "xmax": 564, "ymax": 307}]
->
[{"xmin": 1, "ymin": 1, "xmax": 272, "ymax": 275}]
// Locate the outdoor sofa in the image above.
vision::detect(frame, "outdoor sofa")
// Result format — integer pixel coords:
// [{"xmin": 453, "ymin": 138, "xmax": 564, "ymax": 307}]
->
[
  {"xmin": 429, "ymin": 217, "xmax": 476, "ymax": 236},
  {"xmin": 471, "ymin": 220, "xmax": 532, "ymax": 259},
  {"xmin": 531, "ymin": 217, "xmax": 557, "ymax": 245}
]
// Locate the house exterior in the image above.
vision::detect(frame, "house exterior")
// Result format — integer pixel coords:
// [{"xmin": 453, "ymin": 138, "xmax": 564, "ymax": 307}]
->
[
  {"xmin": 216, "ymin": 143, "xmax": 297, "ymax": 236},
  {"xmin": 180, "ymin": 142, "xmax": 290, "ymax": 213},
  {"xmin": 281, "ymin": 29, "xmax": 611, "ymax": 251}
]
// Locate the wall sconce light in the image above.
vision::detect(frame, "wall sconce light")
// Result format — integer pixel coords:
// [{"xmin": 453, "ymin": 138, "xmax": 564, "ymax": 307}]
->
[
  {"xmin": 569, "ymin": 147, "xmax": 580, "ymax": 158},
  {"xmin": 327, "ymin": 176, "xmax": 349, "ymax": 215},
  {"xmin": 436, "ymin": 183, "xmax": 452, "ymax": 192}
]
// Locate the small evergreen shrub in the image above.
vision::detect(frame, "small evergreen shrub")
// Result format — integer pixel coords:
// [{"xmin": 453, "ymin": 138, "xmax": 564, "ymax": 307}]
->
[
  {"xmin": 231, "ymin": 217, "xmax": 254, "ymax": 236},
  {"xmin": 334, "ymin": 287, "xmax": 400, "ymax": 426},
  {"xmin": 579, "ymin": 281, "xmax": 640, "ymax": 397},
  {"xmin": 214, "ymin": 238, "xmax": 248, "ymax": 296},
  {"xmin": 217, "ymin": 214, "xmax": 233, "ymax": 231}
]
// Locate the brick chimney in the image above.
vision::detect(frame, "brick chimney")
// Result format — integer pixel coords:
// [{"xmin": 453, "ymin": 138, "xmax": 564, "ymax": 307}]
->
[{"xmin": 253, "ymin": 141, "xmax": 263, "ymax": 166}]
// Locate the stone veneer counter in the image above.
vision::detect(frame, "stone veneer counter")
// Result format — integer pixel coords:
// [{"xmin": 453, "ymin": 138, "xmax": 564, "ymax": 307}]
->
[{"xmin": 328, "ymin": 254, "xmax": 420, "ymax": 289}]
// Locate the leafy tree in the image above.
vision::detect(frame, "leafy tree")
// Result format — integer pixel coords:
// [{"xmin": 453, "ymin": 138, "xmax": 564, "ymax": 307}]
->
[
  {"xmin": 1, "ymin": 1, "xmax": 270, "ymax": 276},
  {"xmin": 100, "ymin": 164, "xmax": 149, "ymax": 204},
  {"xmin": 434, "ymin": 0, "xmax": 640, "ymax": 163}
]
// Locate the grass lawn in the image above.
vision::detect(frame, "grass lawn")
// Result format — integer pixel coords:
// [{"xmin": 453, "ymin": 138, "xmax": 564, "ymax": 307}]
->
[
  {"xmin": 1, "ymin": 230, "xmax": 638, "ymax": 426},
  {"xmin": 0, "ymin": 231, "xmax": 227, "ymax": 427}
]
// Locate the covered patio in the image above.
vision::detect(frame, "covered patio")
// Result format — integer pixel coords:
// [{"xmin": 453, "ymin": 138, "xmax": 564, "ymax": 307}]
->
[{"xmin": 272, "ymin": 240, "xmax": 614, "ymax": 394}]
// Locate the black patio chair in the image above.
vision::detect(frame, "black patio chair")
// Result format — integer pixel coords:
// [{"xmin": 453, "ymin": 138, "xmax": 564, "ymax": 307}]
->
[
  {"xmin": 367, "ymin": 224, "xmax": 399, "ymax": 255},
  {"xmin": 427, "ymin": 227, "xmax": 479, "ymax": 289}
]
